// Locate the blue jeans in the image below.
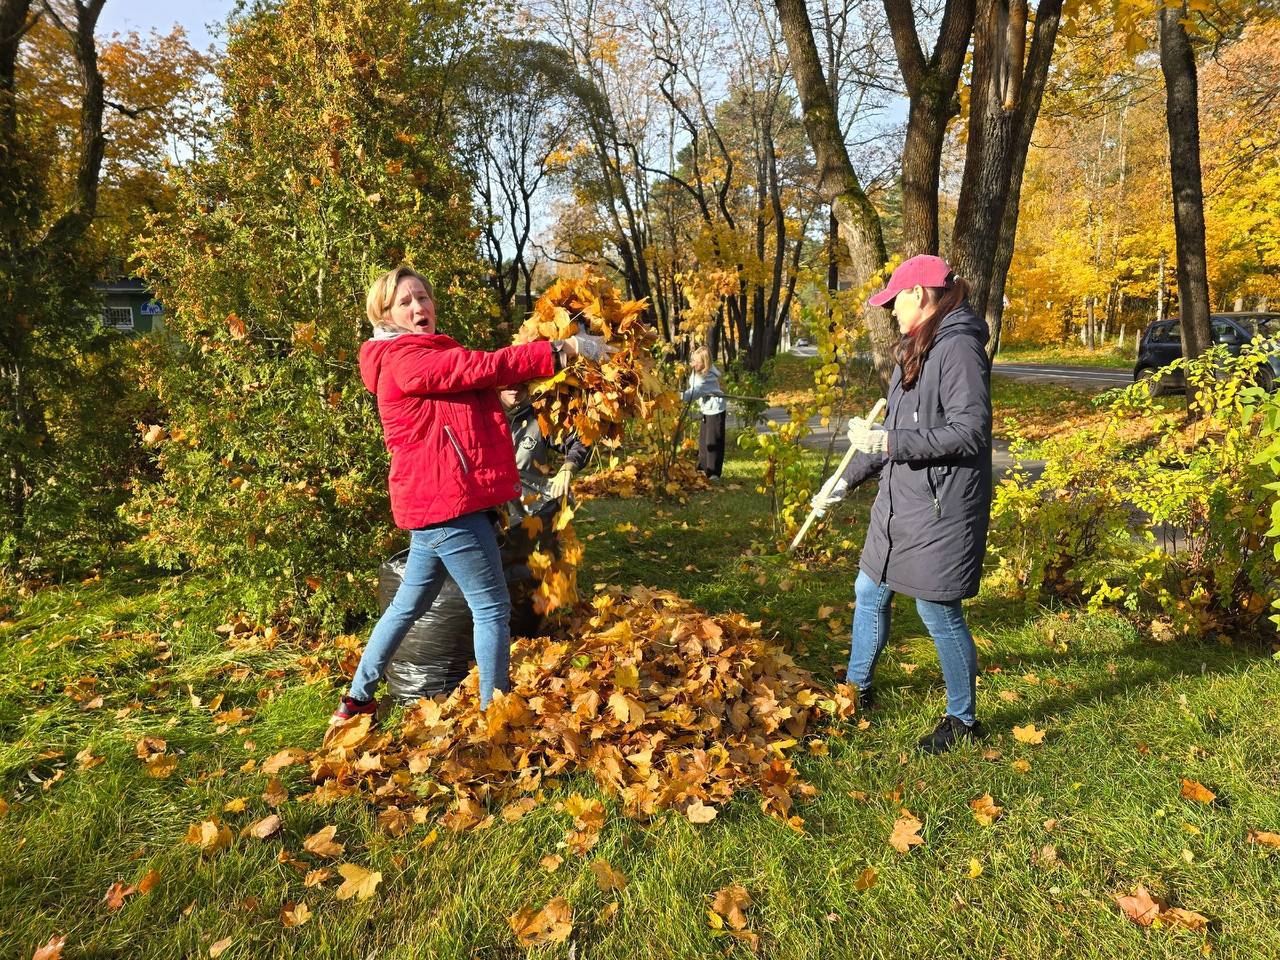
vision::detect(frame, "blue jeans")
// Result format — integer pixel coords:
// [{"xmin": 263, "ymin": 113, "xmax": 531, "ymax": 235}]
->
[
  {"xmin": 349, "ymin": 511, "xmax": 512, "ymax": 708},
  {"xmin": 847, "ymin": 570, "xmax": 978, "ymax": 725}
]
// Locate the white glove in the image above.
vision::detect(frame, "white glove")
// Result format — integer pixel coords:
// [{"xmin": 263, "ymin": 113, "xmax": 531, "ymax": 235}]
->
[
  {"xmin": 565, "ymin": 333, "xmax": 618, "ymax": 362},
  {"xmin": 547, "ymin": 464, "xmax": 573, "ymax": 499},
  {"xmin": 846, "ymin": 416, "xmax": 889, "ymax": 455},
  {"xmin": 810, "ymin": 475, "xmax": 848, "ymax": 518}
]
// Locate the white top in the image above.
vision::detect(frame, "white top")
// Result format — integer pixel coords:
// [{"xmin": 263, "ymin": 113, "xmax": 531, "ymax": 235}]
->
[{"xmin": 683, "ymin": 367, "xmax": 727, "ymax": 416}]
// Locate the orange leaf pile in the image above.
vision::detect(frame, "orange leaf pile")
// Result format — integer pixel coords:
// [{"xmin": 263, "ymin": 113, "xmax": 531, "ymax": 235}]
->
[
  {"xmin": 513, "ymin": 271, "xmax": 660, "ymax": 449},
  {"xmin": 307, "ymin": 585, "xmax": 858, "ymax": 832},
  {"xmin": 576, "ymin": 453, "xmax": 709, "ymax": 502}
]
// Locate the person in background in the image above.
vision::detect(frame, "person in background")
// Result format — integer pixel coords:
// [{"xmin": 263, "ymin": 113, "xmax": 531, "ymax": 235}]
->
[
  {"xmin": 331, "ymin": 265, "xmax": 612, "ymax": 727},
  {"xmin": 683, "ymin": 345, "xmax": 728, "ymax": 479},
  {"xmin": 809, "ymin": 255, "xmax": 992, "ymax": 754},
  {"xmin": 499, "ymin": 384, "xmax": 591, "ymax": 512}
]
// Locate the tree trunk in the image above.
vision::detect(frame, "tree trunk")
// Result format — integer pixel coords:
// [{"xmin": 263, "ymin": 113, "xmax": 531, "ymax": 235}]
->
[
  {"xmin": 884, "ymin": 0, "xmax": 975, "ymax": 257},
  {"xmin": 1158, "ymin": 0, "xmax": 1211, "ymax": 364},
  {"xmin": 775, "ymin": 0, "xmax": 893, "ymax": 391},
  {"xmin": 953, "ymin": 0, "xmax": 1063, "ymax": 352}
]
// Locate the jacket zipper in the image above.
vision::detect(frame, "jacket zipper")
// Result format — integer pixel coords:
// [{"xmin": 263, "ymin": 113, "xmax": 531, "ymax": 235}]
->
[
  {"xmin": 443, "ymin": 425, "xmax": 470, "ymax": 474},
  {"xmin": 927, "ymin": 467, "xmax": 941, "ymax": 518}
]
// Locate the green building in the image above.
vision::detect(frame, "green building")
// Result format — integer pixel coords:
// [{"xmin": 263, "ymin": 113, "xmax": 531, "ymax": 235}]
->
[{"xmin": 93, "ymin": 278, "xmax": 166, "ymax": 334}]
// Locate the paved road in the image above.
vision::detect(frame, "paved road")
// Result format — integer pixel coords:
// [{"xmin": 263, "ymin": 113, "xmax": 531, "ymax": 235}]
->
[{"xmin": 991, "ymin": 361, "xmax": 1133, "ymax": 390}]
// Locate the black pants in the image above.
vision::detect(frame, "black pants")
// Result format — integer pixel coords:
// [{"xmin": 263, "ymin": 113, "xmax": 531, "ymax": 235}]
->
[{"xmin": 698, "ymin": 412, "xmax": 726, "ymax": 477}]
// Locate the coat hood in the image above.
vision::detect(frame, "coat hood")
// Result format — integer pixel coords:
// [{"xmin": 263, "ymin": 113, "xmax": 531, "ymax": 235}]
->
[
  {"xmin": 358, "ymin": 333, "xmax": 462, "ymax": 393},
  {"xmin": 932, "ymin": 301, "xmax": 989, "ymax": 348}
]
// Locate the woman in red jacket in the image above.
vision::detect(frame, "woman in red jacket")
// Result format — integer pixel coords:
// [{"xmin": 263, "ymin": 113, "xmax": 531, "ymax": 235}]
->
[{"xmin": 332, "ymin": 266, "xmax": 610, "ymax": 723}]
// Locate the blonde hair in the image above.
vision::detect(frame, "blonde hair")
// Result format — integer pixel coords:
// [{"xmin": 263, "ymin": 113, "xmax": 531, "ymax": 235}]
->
[
  {"xmin": 366, "ymin": 266, "xmax": 433, "ymax": 327},
  {"xmin": 690, "ymin": 346, "xmax": 711, "ymax": 373}
]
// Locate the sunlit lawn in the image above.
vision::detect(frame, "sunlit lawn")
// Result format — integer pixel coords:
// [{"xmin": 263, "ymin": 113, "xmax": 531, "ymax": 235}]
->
[{"xmin": 3, "ymin": 434, "xmax": 1279, "ymax": 958}]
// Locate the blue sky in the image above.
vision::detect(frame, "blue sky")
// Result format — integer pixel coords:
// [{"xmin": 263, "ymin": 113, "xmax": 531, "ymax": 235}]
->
[{"xmin": 97, "ymin": 0, "xmax": 235, "ymax": 50}]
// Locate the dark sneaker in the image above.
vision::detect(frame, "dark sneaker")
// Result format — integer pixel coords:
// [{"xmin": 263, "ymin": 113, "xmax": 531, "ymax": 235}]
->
[
  {"xmin": 917, "ymin": 715, "xmax": 981, "ymax": 755},
  {"xmin": 329, "ymin": 695, "xmax": 377, "ymax": 727},
  {"xmin": 857, "ymin": 687, "xmax": 876, "ymax": 713}
]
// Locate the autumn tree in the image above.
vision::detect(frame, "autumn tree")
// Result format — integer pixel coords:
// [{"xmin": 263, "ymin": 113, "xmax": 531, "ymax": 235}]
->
[
  {"xmin": 0, "ymin": 0, "xmax": 109, "ymax": 567},
  {"xmin": 133, "ymin": 0, "xmax": 494, "ymax": 625}
]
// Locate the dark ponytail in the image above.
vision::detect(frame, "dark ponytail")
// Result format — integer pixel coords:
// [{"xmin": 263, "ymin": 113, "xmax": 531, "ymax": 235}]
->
[{"xmin": 893, "ymin": 274, "xmax": 971, "ymax": 390}]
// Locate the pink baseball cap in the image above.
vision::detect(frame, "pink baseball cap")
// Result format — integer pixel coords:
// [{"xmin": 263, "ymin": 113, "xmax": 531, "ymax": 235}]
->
[{"xmin": 867, "ymin": 254, "xmax": 954, "ymax": 307}]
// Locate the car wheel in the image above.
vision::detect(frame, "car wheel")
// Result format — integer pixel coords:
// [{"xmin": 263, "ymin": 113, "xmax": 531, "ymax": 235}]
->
[
  {"xmin": 1256, "ymin": 366, "xmax": 1275, "ymax": 393},
  {"xmin": 1137, "ymin": 367, "xmax": 1164, "ymax": 397}
]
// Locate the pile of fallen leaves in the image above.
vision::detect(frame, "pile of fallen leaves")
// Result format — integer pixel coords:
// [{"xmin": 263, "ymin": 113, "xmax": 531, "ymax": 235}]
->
[
  {"xmin": 311, "ymin": 584, "xmax": 857, "ymax": 836},
  {"xmin": 576, "ymin": 453, "xmax": 709, "ymax": 502},
  {"xmin": 513, "ymin": 272, "xmax": 661, "ymax": 448}
]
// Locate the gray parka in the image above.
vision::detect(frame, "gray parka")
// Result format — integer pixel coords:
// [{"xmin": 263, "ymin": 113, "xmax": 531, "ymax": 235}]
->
[{"xmin": 839, "ymin": 303, "xmax": 993, "ymax": 602}]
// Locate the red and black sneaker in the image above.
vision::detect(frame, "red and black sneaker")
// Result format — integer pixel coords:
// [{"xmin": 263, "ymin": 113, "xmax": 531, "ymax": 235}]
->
[{"xmin": 329, "ymin": 694, "xmax": 377, "ymax": 727}]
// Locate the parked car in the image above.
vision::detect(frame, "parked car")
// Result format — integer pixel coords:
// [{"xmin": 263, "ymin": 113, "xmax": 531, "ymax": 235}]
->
[{"xmin": 1134, "ymin": 312, "xmax": 1280, "ymax": 394}]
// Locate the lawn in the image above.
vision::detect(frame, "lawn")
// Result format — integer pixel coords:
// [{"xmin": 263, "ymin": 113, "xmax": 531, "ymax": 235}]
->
[
  {"xmin": 4, "ymin": 430, "xmax": 1279, "ymax": 958},
  {"xmin": 994, "ymin": 341, "xmax": 1137, "ymax": 371}
]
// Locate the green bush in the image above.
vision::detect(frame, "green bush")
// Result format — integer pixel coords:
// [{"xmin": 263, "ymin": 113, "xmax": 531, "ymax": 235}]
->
[
  {"xmin": 991, "ymin": 344, "xmax": 1280, "ymax": 640},
  {"xmin": 132, "ymin": 0, "xmax": 495, "ymax": 628}
]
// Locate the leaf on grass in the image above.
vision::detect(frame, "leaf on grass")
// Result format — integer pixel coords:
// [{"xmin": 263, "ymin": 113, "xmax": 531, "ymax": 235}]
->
[
  {"xmin": 223, "ymin": 797, "xmax": 247, "ymax": 814},
  {"xmin": 1011, "ymin": 759, "xmax": 1032, "ymax": 773},
  {"xmin": 32, "ymin": 936, "xmax": 67, "ymax": 960},
  {"xmin": 304, "ymin": 868, "xmax": 332, "ymax": 887},
  {"xmin": 323, "ymin": 714, "xmax": 373, "ymax": 751},
  {"xmin": 967, "ymin": 858, "xmax": 983, "ymax": 879},
  {"xmin": 303, "ymin": 825, "xmax": 344, "ymax": 859},
  {"xmin": 1248, "ymin": 829, "xmax": 1280, "ymax": 848},
  {"xmin": 685, "ymin": 799, "xmax": 718, "ymax": 824},
  {"xmin": 709, "ymin": 883, "xmax": 754, "ymax": 942},
  {"xmin": 135, "ymin": 736, "xmax": 166, "ymax": 758},
  {"xmin": 1114, "ymin": 885, "xmax": 1162, "ymax": 926},
  {"xmin": 335, "ymin": 863, "xmax": 382, "ymax": 901},
  {"xmin": 184, "ymin": 819, "xmax": 233, "ymax": 855},
  {"xmin": 143, "ymin": 752, "xmax": 177, "ymax": 779},
  {"xmin": 853, "ymin": 867, "xmax": 877, "ymax": 891},
  {"xmin": 1012, "ymin": 723, "xmax": 1046, "ymax": 745},
  {"xmin": 507, "ymin": 896, "xmax": 574, "ymax": 947},
  {"xmin": 590, "ymin": 859, "xmax": 627, "ymax": 892},
  {"xmin": 262, "ymin": 776, "xmax": 288, "ymax": 808},
  {"xmin": 137, "ymin": 869, "xmax": 160, "ymax": 894},
  {"xmin": 1179, "ymin": 778, "xmax": 1216, "ymax": 805},
  {"xmin": 208, "ymin": 937, "xmax": 233, "ymax": 958},
  {"xmin": 261, "ymin": 748, "xmax": 307, "ymax": 775},
  {"xmin": 280, "ymin": 900, "xmax": 311, "ymax": 927},
  {"xmin": 969, "ymin": 793, "xmax": 1004, "ymax": 826},
  {"xmin": 540, "ymin": 853, "xmax": 564, "ymax": 872},
  {"xmin": 103, "ymin": 880, "xmax": 137, "ymax": 910},
  {"xmin": 1114, "ymin": 884, "xmax": 1209, "ymax": 931},
  {"xmin": 244, "ymin": 814, "xmax": 282, "ymax": 840},
  {"xmin": 888, "ymin": 813, "xmax": 925, "ymax": 853}
]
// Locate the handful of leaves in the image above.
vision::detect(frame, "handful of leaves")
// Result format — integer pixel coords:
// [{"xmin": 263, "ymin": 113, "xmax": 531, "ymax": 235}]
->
[
  {"xmin": 513, "ymin": 272, "xmax": 660, "ymax": 447},
  {"xmin": 309, "ymin": 585, "xmax": 859, "ymax": 835}
]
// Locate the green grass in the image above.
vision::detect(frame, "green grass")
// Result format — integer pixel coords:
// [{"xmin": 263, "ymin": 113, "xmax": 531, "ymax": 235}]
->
[
  {"xmin": 995, "ymin": 341, "xmax": 1137, "ymax": 371},
  {"xmin": 4, "ymin": 441, "xmax": 1280, "ymax": 959}
]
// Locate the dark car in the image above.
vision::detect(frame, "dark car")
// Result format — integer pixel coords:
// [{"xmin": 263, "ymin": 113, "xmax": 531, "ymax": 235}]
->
[{"xmin": 1134, "ymin": 312, "xmax": 1280, "ymax": 394}]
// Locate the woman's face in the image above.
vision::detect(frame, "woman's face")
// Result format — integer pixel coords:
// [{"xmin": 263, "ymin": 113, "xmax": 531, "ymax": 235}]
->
[
  {"xmin": 384, "ymin": 276, "xmax": 436, "ymax": 334},
  {"xmin": 892, "ymin": 284, "xmax": 928, "ymax": 335}
]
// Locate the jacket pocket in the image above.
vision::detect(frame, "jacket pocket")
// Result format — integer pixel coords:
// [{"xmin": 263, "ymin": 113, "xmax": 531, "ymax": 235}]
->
[
  {"xmin": 443, "ymin": 425, "xmax": 470, "ymax": 474},
  {"xmin": 926, "ymin": 466, "xmax": 942, "ymax": 518}
]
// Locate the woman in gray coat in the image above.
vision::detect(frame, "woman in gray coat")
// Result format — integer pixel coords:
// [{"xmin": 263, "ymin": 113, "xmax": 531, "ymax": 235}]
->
[{"xmin": 810, "ymin": 254, "xmax": 992, "ymax": 754}]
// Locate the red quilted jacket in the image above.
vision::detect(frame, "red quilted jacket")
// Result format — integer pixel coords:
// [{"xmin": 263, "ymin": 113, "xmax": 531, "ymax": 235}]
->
[{"xmin": 359, "ymin": 334, "xmax": 555, "ymax": 529}]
